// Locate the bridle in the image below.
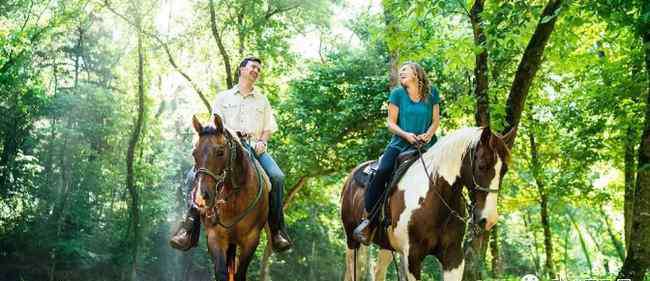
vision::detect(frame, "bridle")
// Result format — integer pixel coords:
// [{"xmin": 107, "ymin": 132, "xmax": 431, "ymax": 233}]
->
[
  {"xmin": 415, "ymin": 140, "xmax": 499, "ymax": 226},
  {"xmin": 193, "ymin": 132, "xmax": 263, "ymax": 229},
  {"xmin": 195, "ymin": 134, "xmax": 238, "ymax": 203},
  {"xmin": 466, "ymin": 142, "xmax": 500, "ymax": 193}
]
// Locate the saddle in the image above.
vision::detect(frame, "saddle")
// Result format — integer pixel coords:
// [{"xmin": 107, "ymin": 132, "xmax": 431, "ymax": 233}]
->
[
  {"xmin": 352, "ymin": 148, "xmax": 425, "ymax": 239},
  {"xmin": 352, "ymin": 148, "xmax": 422, "ymax": 190}
]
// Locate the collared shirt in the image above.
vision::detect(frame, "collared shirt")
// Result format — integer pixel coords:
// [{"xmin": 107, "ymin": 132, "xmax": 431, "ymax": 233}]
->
[{"xmin": 211, "ymin": 85, "xmax": 278, "ymax": 143}]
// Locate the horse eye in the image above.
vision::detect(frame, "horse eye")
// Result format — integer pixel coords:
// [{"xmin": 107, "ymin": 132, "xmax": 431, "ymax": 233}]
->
[{"xmin": 215, "ymin": 149, "xmax": 225, "ymax": 157}]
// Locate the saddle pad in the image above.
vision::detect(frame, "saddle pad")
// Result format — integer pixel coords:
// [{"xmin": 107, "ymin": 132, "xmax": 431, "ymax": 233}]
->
[
  {"xmin": 352, "ymin": 155, "xmax": 419, "ymax": 190},
  {"xmin": 353, "ymin": 161, "xmax": 378, "ymax": 188}
]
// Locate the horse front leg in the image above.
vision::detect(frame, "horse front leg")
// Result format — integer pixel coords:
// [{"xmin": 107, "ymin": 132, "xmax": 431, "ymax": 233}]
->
[
  {"xmin": 441, "ymin": 258, "xmax": 464, "ymax": 281},
  {"xmin": 374, "ymin": 249, "xmax": 392, "ymax": 281},
  {"xmin": 234, "ymin": 233, "xmax": 260, "ymax": 281},
  {"xmin": 344, "ymin": 245, "xmax": 369, "ymax": 281},
  {"xmin": 403, "ymin": 247, "xmax": 425, "ymax": 281},
  {"xmin": 207, "ymin": 231, "xmax": 229, "ymax": 281},
  {"xmin": 437, "ymin": 241, "xmax": 465, "ymax": 281}
]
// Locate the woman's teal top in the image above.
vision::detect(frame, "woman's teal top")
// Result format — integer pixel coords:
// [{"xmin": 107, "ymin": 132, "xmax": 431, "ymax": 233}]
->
[{"xmin": 387, "ymin": 86, "xmax": 441, "ymax": 151}]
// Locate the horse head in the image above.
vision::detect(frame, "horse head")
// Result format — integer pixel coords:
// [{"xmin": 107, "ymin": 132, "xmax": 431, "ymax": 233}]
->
[
  {"xmin": 191, "ymin": 114, "xmax": 247, "ymax": 210},
  {"xmin": 462, "ymin": 127, "xmax": 514, "ymax": 231}
]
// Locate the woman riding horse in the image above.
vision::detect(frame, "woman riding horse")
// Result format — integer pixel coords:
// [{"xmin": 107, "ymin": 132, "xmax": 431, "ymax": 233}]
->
[{"xmin": 353, "ymin": 62, "xmax": 441, "ymax": 244}]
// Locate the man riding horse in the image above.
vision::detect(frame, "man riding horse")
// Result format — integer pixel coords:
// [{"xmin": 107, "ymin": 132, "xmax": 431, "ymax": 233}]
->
[{"xmin": 170, "ymin": 56, "xmax": 292, "ymax": 253}]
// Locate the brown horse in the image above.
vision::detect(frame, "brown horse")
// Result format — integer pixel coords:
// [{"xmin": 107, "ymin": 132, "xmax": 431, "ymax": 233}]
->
[
  {"xmin": 341, "ymin": 127, "xmax": 514, "ymax": 281},
  {"xmin": 191, "ymin": 115, "xmax": 269, "ymax": 281}
]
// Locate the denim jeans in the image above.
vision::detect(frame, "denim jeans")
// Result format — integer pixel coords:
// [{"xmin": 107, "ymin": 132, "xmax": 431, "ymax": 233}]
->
[
  {"xmin": 256, "ymin": 152, "xmax": 286, "ymax": 233},
  {"xmin": 365, "ymin": 146, "xmax": 401, "ymax": 213}
]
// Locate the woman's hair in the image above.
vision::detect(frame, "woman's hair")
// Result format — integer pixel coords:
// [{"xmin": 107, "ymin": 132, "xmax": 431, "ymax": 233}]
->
[{"xmin": 400, "ymin": 62, "xmax": 431, "ymax": 103}]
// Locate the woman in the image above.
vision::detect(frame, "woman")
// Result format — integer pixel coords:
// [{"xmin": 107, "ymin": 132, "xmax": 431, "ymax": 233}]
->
[{"xmin": 353, "ymin": 62, "xmax": 441, "ymax": 244}]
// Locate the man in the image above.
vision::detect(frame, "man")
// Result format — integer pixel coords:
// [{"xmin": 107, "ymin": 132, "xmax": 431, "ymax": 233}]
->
[{"xmin": 170, "ymin": 56, "xmax": 292, "ymax": 252}]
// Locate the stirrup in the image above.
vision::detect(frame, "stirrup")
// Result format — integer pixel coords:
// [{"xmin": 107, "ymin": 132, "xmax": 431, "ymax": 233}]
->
[{"xmin": 352, "ymin": 219, "xmax": 374, "ymax": 245}]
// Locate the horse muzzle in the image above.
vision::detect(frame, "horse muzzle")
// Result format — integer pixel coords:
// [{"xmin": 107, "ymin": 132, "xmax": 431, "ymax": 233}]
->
[{"xmin": 473, "ymin": 209, "xmax": 498, "ymax": 231}]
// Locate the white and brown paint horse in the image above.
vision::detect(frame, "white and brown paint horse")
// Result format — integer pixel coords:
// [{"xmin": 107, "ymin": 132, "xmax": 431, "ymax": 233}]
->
[{"xmin": 341, "ymin": 127, "xmax": 514, "ymax": 281}]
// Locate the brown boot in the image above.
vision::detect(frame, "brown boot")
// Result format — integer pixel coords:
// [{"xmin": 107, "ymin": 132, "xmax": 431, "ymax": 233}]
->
[
  {"xmin": 352, "ymin": 218, "xmax": 375, "ymax": 245},
  {"xmin": 170, "ymin": 208, "xmax": 200, "ymax": 251}
]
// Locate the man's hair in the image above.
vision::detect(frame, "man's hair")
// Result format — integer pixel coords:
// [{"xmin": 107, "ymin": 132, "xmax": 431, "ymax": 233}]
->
[{"xmin": 239, "ymin": 56, "xmax": 262, "ymax": 69}]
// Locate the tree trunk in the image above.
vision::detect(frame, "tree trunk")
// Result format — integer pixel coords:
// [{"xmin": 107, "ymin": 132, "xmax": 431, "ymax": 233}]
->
[
  {"xmin": 624, "ymin": 124, "xmax": 636, "ymax": 252},
  {"xmin": 237, "ymin": 11, "xmax": 245, "ymax": 58},
  {"xmin": 489, "ymin": 225, "xmax": 502, "ymax": 277},
  {"xmin": 125, "ymin": 8, "xmax": 146, "ymax": 280},
  {"xmin": 382, "ymin": 2, "xmax": 399, "ymax": 89},
  {"xmin": 260, "ymin": 240, "xmax": 273, "ymax": 281},
  {"xmin": 529, "ymin": 131, "xmax": 555, "ymax": 277},
  {"xmin": 523, "ymin": 212, "xmax": 542, "ymax": 273},
  {"xmin": 470, "ymin": 0, "xmax": 490, "ymax": 127},
  {"xmin": 464, "ymin": 2, "xmax": 492, "ymax": 277},
  {"xmin": 599, "ymin": 208, "xmax": 625, "ymax": 262},
  {"xmin": 618, "ymin": 5, "xmax": 650, "ymax": 278},
  {"xmin": 568, "ymin": 212, "xmax": 593, "ymax": 276},
  {"xmin": 502, "ymin": 0, "xmax": 563, "ymax": 137},
  {"xmin": 563, "ymin": 227, "xmax": 569, "ymax": 276},
  {"xmin": 463, "ymin": 228, "xmax": 489, "ymax": 281},
  {"xmin": 0, "ymin": 99, "xmax": 23, "ymax": 192},
  {"xmin": 208, "ymin": 0, "xmax": 234, "ymax": 89},
  {"xmin": 74, "ymin": 24, "xmax": 83, "ymax": 88}
]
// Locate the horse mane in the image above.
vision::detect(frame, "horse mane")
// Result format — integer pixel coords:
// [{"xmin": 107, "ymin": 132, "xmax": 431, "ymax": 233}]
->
[
  {"xmin": 199, "ymin": 125, "xmax": 250, "ymax": 186},
  {"xmin": 420, "ymin": 127, "xmax": 484, "ymax": 184},
  {"xmin": 199, "ymin": 126, "xmax": 243, "ymax": 146}
]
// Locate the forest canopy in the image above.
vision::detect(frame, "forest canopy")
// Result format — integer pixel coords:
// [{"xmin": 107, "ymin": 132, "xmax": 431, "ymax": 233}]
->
[{"xmin": 1, "ymin": 0, "xmax": 649, "ymax": 280}]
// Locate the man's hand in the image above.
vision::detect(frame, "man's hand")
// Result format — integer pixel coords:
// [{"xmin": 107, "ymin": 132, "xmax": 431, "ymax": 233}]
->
[{"xmin": 255, "ymin": 140, "xmax": 267, "ymax": 156}]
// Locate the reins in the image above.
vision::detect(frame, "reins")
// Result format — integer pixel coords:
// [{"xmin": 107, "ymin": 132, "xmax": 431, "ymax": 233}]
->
[
  {"xmin": 414, "ymin": 139, "xmax": 499, "ymax": 226},
  {"xmin": 194, "ymin": 133, "xmax": 264, "ymax": 229}
]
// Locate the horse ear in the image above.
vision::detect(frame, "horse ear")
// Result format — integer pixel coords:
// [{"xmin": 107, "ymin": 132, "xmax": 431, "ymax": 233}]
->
[
  {"xmin": 480, "ymin": 126, "xmax": 492, "ymax": 146},
  {"xmin": 213, "ymin": 114, "xmax": 224, "ymax": 132},
  {"xmin": 192, "ymin": 115, "xmax": 203, "ymax": 134},
  {"xmin": 501, "ymin": 126, "xmax": 518, "ymax": 149}
]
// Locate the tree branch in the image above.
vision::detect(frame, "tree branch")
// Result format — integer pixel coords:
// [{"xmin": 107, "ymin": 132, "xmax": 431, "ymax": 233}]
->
[
  {"xmin": 283, "ymin": 175, "xmax": 309, "ymax": 210},
  {"xmin": 208, "ymin": 0, "xmax": 234, "ymax": 89},
  {"xmin": 101, "ymin": 0, "xmax": 212, "ymax": 112},
  {"xmin": 502, "ymin": 0, "xmax": 563, "ymax": 139},
  {"xmin": 470, "ymin": 0, "xmax": 490, "ymax": 127},
  {"xmin": 264, "ymin": 4, "xmax": 300, "ymax": 21}
]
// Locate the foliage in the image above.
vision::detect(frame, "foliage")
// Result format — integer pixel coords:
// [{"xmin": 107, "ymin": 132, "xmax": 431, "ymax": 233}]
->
[{"xmin": 0, "ymin": 0, "xmax": 648, "ymax": 280}]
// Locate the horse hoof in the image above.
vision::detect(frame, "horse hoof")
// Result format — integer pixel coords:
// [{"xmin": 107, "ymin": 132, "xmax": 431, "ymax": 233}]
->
[{"xmin": 271, "ymin": 233, "xmax": 293, "ymax": 253}]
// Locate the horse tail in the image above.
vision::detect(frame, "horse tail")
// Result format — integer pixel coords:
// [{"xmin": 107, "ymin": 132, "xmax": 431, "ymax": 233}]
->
[{"xmin": 226, "ymin": 244, "xmax": 236, "ymax": 281}]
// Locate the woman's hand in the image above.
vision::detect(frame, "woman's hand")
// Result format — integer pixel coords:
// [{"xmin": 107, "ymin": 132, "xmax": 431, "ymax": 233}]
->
[
  {"xmin": 417, "ymin": 132, "xmax": 433, "ymax": 143},
  {"xmin": 402, "ymin": 132, "xmax": 419, "ymax": 144}
]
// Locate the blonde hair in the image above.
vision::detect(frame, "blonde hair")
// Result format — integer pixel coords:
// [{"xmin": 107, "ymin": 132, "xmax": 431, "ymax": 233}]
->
[{"xmin": 400, "ymin": 62, "xmax": 431, "ymax": 103}]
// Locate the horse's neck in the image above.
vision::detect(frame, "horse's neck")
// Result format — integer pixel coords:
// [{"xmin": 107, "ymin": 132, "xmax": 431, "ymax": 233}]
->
[
  {"xmin": 231, "ymin": 144, "xmax": 254, "ymax": 186},
  {"xmin": 422, "ymin": 128, "xmax": 480, "ymax": 187}
]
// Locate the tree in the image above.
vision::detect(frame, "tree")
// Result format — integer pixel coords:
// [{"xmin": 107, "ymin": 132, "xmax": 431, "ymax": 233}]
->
[{"xmin": 617, "ymin": 1, "xmax": 650, "ymax": 279}]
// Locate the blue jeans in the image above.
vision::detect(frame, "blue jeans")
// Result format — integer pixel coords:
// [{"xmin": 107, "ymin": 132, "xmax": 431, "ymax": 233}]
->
[
  {"xmin": 365, "ymin": 146, "xmax": 401, "ymax": 213},
  {"xmin": 244, "ymin": 145, "xmax": 287, "ymax": 234}
]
